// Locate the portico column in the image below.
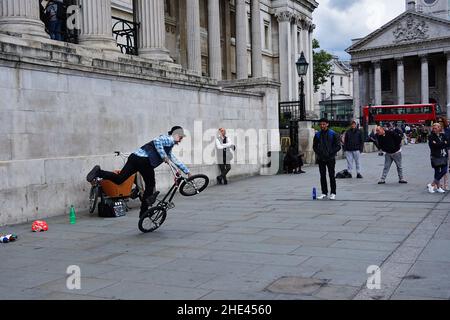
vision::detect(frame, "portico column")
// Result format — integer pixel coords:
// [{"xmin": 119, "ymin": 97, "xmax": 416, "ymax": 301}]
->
[
  {"xmin": 0, "ymin": 0, "xmax": 48, "ymax": 39},
  {"xmin": 251, "ymin": 0, "xmax": 262, "ymax": 78},
  {"xmin": 291, "ymin": 18, "xmax": 298, "ymax": 100},
  {"xmin": 374, "ymin": 60, "xmax": 382, "ymax": 105},
  {"xmin": 308, "ymin": 24, "xmax": 315, "ymax": 112},
  {"xmin": 208, "ymin": 0, "xmax": 221, "ymax": 79},
  {"xmin": 421, "ymin": 54, "xmax": 429, "ymax": 104},
  {"xmin": 186, "ymin": 0, "xmax": 202, "ymax": 74},
  {"xmin": 276, "ymin": 11, "xmax": 292, "ymax": 101},
  {"xmin": 352, "ymin": 63, "xmax": 361, "ymax": 119},
  {"xmin": 78, "ymin": 0, "xmax": 118, "ymax": 51},
  {"xmin": 446, "ymin": 52, "xmax": 450, "ymax": 118},
  {"xmin": 397, "ymin": 58, "xmax": 405, "ymax": 105},
  {"xmin": 235, "ymin": 0, "xmax": 248, "ymax": 79},
  {"xmin": 137, "ymin": 0, "xmax": 172, "ymax": 61}
]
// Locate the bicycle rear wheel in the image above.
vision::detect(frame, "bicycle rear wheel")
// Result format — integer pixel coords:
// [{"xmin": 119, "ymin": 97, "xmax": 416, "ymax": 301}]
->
[
  {"xmin": 89, "ymin": 185, "xmax": 99, "ymax": 214},
  {"xmin": 138, "ymin": 207, "xmax": 167, "ymax": 233},
  {"xmin": 179, "ymin": 174, "xmax": 209, "ymax": 197}
]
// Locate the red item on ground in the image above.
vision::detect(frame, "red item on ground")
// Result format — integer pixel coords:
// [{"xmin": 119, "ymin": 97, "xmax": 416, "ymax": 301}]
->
[{"xmin": 31, "ymin": 220, "xmax": 48, "ymax": 232}]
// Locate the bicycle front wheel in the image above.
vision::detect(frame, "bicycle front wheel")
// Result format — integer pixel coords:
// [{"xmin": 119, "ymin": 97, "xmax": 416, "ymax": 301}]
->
[
  {"xmin": 179, "ymin": 174, "xmax": 209, "ymax": 197},
  {"xmin": 138, "ymin": 207, "xmax": 167, "ymax": 233},
  {"xmin": 89, "ymin": 185, "xmax": 99, "ymax": 214}
]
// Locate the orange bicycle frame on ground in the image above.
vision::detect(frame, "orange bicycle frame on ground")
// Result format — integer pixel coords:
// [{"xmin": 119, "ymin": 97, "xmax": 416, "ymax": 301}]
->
[{"xmin": 100, "ymin": 170, "xmax": 136, "ymax": 198}]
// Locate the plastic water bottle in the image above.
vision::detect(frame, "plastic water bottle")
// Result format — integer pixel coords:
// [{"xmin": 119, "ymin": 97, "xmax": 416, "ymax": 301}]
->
[
  {"xmin": 1, "ymin": 235, "xmax": 9, "ymax": 243},
  {"xmin": 69, "ymin": 205, "xmax": 76, "ymax": 224},
  {"xmin": 312, "ymin": 187, "xmax": 317, "ymax": 200}
]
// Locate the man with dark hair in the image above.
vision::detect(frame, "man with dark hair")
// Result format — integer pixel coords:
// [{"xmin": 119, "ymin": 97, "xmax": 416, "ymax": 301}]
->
[
  {"xmin": 343, "ymin": 120, "xmax": 364, "ymax": 178},
  {"xmin": 313, "ymin": 118, "xmax": 342, "ymax": 200},
  {"xmin": 86, "ymin": 126, "xmax": 191, "ymax": 217}
]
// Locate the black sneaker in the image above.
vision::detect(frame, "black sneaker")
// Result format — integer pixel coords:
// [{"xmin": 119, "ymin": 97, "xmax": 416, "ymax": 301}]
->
[
  {"xmin": 378, "ymin": 180, "xmax": 386, "ymax": 184},
  {"xmin": 223, "ymin": 177, "xmax": 228, "ymax": 185},
  {"xmin": 217, "ymin": 176, "xmax": 223, "ymax": 185},
  {"xmin": 86, "ymin": 165, "xmax": 100, "ymax": 182},
  {"xmin": 399, "ymin": 180, "xmax": 408, "ymax": 184},
  {"xmin": 357, "ymin": 174, "xmax": 363, "ymax": 179}
]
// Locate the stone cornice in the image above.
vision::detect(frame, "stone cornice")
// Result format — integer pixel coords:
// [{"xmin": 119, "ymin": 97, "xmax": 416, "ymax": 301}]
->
[{"xmin": 0, "ymin": 32, "xmax": 266, "ymax": 98}]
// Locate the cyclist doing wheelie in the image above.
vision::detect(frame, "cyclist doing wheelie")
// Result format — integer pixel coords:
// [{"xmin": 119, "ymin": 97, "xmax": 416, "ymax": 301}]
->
[{"xmin": 86, "ymin": 126, "xmax": 192, "ymax": 217}]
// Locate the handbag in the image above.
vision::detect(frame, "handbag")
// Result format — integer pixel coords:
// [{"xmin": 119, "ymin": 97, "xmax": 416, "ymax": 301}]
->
[{"xmin": 431, "ymin": 156, "xmax": 448, "ymax": 167}]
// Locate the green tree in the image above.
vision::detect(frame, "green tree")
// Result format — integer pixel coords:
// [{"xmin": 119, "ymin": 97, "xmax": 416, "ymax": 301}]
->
[{"xmin": 313, "ymin": 39, "xmax": 333, "ymax": 93}]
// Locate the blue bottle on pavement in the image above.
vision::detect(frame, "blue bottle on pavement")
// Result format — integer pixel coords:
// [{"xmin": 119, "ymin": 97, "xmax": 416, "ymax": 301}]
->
[{"xmin": 312, "ymin": 187, "xmax": 317, "ymax": 200}]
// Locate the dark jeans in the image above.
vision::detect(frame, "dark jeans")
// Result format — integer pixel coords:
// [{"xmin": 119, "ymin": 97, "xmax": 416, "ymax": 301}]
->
[
  {"xmin": 48, "ymin": 20, "xmax": 63, "ymax": 41},
  {"xmin": 318, "ymin": 159, "xmax": 336, "ymax": 195},
  {"xmin": 434, "ymin": 165, "xmax": 448, "ymax": 185},
  {"xmin": 219, "ymin": 164, "xmax": 231, "ymax": 179},
  {"xmin": 99, "ymin": 154, "xmax": 155, "ymax": 213}
]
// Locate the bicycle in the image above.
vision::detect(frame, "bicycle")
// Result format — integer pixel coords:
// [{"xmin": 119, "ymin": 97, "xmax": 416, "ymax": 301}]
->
[
  {"xmin": 88, "ymin": 151, "xmax": 144, "ymax": 215},
  {"xmin": 138, "ymin": 161, "xmax": 209, "ymax": 233}
]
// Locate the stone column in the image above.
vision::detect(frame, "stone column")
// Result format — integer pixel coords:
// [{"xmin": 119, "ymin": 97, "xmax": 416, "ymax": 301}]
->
[
  {"xmin": 368, "ymin": 65, "xmax": 374, "ymax": 105},
  {"xmin": 373, "ymin": 60, "xmax": 382, "ymax": 105},
  {"xmin": 78, "ymin": 0, "xmax": 117, "ymax": 51},
  {"xmin": 137, "ymin": 0, "xmax": 172, "ymax": 61},
  {"xmin": 235, "ymin": 0, "xmax": 248, "ymax": 79},
  {"xmin": 308, "ymin": 24, "xmax": 315, "ymax": 113},
  {"xmin": 352, "ymin": 63, "xmax": 361, "ymax": 119},
  {"xmin": 396, "ymin": 58, "xmax": 405, "ymax": 105},
  {"xmin": 446, "ymin": 52, "xmax": 450, "ymax": 118},
  {"xmin": 208, "ymin": 0, "xmax": 221, "ymax": 79},
  {"xmin": 186, "ymin": 0, "xmax": 202, "ymax": 74},
  {"xmin": 421, "ymin": 54, "xmax": 429, "ymax": 104},
  {"xmin": 291, "ymin": 19, "xmax": 298, "ymax": 100},
  {"xmin": 276, "ymin": 11, "xmax": 292, "ymax": 101},
  {"xmin": 251, "ymin": 0, "xmax": 262, "ymax": 78},
  {"xmin": 0, "ymin": 0, "xmax": 48, "ymax": 39}
]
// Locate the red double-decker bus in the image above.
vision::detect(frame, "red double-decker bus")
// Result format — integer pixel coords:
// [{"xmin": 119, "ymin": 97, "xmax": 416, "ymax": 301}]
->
[{"xmin": 362, "ymin": 104, "xmax": 440, "ymax": 126}]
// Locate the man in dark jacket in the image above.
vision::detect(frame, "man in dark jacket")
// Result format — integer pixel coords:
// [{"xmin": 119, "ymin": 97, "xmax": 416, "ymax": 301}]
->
[
  {"xmin": 376, "ymin": 126, "xmax": 407, "ymax": 184},
  {"xmin": 343, "ymin": 120, "xmax": 364, "ymax": 178},
  {"xmin": 313, "ymin": 118, "xmax": 341, "ymax": 200}
]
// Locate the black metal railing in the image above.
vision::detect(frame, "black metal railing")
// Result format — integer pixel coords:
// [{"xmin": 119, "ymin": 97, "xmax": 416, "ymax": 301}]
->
[
  {"xmin": 112, "ymin": 16, "xmax": 139, "ymax": 56},
  {"xmin": 279, "ymin": 101, "xmax": 306, "ymax": 129}
]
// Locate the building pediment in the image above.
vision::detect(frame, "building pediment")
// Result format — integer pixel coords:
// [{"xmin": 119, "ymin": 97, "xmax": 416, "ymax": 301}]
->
[{"xmin": 347, "ymin": 11, "xmax": 450, "ymax": 53}]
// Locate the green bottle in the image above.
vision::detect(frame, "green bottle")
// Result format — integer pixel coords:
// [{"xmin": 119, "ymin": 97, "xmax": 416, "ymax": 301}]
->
[{"xmin": 69, "ymin": 205, "xmax": 76, "ymax": 224}]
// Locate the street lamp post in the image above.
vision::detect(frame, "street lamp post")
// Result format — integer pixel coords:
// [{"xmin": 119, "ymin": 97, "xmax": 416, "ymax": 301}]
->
[
  {"xmin": 296, "ymin": 52, "xmax": 309, "ymax": 121},
  {"xmin": 330, "ymin": 64, "xmax": 335, "ymax": 121}
]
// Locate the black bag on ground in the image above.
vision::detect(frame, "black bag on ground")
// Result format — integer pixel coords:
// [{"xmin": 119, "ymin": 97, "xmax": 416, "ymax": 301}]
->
[
  {"xmin": 336, "ymin": 169, "xmax": 352, "ymax": 179},
  {"xmin": 98, "ymin": 199, "xmax": 127, "ymax": 218}
]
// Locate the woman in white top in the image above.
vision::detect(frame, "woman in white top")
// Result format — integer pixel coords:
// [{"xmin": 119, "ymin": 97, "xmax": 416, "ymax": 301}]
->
[{"xmin": 216, "ymin": 128, "xmax": 236, "ymax": 185}]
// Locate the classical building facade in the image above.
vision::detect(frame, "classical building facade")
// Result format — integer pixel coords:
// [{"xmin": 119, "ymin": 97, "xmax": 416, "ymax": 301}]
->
[
  {"xmin": 313, "ymin": 56, "xmax": 353, "ymax": 121},
  {"xmin": 346, "ymin": 0, "xmax": 450, "ymax": 119}
]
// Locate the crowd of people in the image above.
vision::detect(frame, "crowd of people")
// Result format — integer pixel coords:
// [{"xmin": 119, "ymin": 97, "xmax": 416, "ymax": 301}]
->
[{"xmin": 285, "ymin": 117, "xmax": 450, "ymax": 200}]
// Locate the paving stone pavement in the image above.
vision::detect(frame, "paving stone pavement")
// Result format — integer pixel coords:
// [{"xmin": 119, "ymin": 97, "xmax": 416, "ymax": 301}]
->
[{"xmin": 1, "ymin": 143, "xmax": 449, "ymax": 300}]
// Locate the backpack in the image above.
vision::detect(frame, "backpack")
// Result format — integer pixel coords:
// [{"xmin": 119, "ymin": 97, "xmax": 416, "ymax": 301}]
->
[{"xmin": 98, "ymin": 199, "xmax": 127, "ymax": 218}]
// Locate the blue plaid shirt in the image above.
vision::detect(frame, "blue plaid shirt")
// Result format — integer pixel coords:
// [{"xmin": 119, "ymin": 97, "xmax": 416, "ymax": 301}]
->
[{"xmin": 134, "ymin": 135, "xmax": 190, "ymax": 174}]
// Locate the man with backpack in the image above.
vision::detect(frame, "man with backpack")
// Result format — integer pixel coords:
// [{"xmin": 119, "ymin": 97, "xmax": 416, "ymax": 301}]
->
[
  {"xmin": 45, "ymin": 0, "xmax": 66, "ymax": 41},
  {"xmin": 313, "ymin": 118, "xmax": 342, "ymax": 200}
]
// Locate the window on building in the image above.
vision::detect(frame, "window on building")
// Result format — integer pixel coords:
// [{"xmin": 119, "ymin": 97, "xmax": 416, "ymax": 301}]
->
[
  {"xmin": 340, "ymin": 77, "xmax": 343, "ymax": 87},
  {"xmin": 429, "ymin": 64, "xmax": 436, "ymax": 88},
  {"xmin": 321, "ymin": 90, "xmax": 326, "ymax": 101},
  {"xmin": 381, "ymin": 69, "xmax": 391, "ymax": 92},
  {"xmin": 247, "ymin": 16, "xmax": 251, "ymax": 45},
  {"xmin": 264, "ymin": 21, "xmax": 270, "ymax": 50},
  {"xmin": 297, "ymin": 29, "xmax": 301, "ymax": 54}
]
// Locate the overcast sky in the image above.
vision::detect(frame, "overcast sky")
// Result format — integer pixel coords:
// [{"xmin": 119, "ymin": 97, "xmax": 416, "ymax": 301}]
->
[{"xmin": 313, "ymin": 0, "xmax": 406, "ymax": 60}]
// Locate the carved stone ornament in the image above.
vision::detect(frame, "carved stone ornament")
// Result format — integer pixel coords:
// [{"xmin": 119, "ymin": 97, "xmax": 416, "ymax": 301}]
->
[
  {"xmin": 275, "ymin": 11, "xmax": 293, "ymax": 22},
  {"xmin": 393, "ymin": 16, "xmax": 429, "ymax": 43}
]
